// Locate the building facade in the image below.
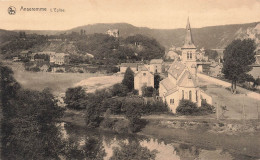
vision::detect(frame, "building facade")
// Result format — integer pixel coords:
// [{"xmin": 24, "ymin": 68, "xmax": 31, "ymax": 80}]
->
[{"xmin": 134, "ymin": 66, "xmax": 154, "ymax": 95}]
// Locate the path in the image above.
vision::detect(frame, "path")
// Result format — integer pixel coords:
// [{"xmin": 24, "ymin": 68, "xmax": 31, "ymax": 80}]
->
[{"xmin": 198, "ymin": 74, "xmax": 260, "ymax": 119}]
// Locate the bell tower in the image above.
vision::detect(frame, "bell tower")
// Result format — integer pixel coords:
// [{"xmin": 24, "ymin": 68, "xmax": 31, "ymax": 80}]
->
[{"xmin": 181, "ymin": 17, "xmax": 197, "ymax": 75}]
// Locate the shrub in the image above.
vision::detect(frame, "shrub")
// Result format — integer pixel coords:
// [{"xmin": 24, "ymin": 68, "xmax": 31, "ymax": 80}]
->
[
  {"xmin": 101, "ymin": 98, "xmax": 123, "ymax": 114},
  {"xmin": 198, "ymin": 99, "xmax": 215, "ymax": 114},
  {"xmin": 64, "ymin": 87, "xmax": 86, "ymax": 110},
  {"xmin": 142, "ymin": 100, "xmax": 168, "ymax": 114},
  {"xmin": 176, "ymin": 100, "xmax": 198, "ymax": 115},
  {"xmin": 111, "ymin": 83, "xmax": 129, "ymax": 97},
  {"xmin": 123, "ymin": 98, "xmax": 143, "ymax": 133},
  {"xmin": 114, "ymin": 119, "xmax": 129, "ymax": 134},
  {"xmin": 141, "ymin": 86, "xmax": 154, "ymax": 97}
]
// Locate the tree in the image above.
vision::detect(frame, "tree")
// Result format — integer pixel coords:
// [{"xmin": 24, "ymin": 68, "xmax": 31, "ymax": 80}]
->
[
  {"xmin": 111, "ymin": 83, "xmax": 128, "ymax": 97},
  {"xmin": 154, "ymin": 74, "xmax": 161, "ymax": 90},
  {"xmin": 222, "ymin": 39, "xmax": 256, "ymax": 94},
  {"xmin": 122, "ymin": 67, "xmax": 134, "ymax": 91},
  {"xmin": 205, "ymin": 49, "xmax": 218, "ymax": 61},
  {"xmin": 110, "ymin": 141, "xmax": 157, "ymax": 160},
  {"xmin": 64, "ymin": 86, "xmax": 87, "ymax": 110},
  {"xmin": 123, "ymin": 98, "xmax": 143, "ymax": 132}
]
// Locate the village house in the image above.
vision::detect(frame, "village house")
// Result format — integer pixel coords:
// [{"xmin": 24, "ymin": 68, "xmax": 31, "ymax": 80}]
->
[
  {"xmin": 159, "ymin": 18, "xmax": 212, "ymax": 113},
  {"xmin": 134, "ymin": 65, "xmax": 154, "ymax": 95},
  {"xmin": 149, "ymin": 59, "xmax": 163, "ymax": 73},
  {"xmin": 52, "ymin": 53, "xmax": 70, "ymax": 65},
  {"xmin": 20, "ymin": 50, "xmax": 32, "ymax": 58},
  {"xmin": 106, "ymin": 29, "xmax": 119, "ymax": 38},
  {"xmin": 165, "ymin": 50, "xmax": 180, "ymax": 61}
]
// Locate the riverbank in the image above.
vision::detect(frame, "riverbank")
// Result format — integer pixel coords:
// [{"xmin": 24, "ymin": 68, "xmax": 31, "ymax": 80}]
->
[{"xmin": 62, "ymin": 110, "xmax": 260, "ymax": 159}]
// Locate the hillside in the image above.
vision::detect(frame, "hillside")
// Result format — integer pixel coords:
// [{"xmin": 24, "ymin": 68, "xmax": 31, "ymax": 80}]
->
[
  {"xmin": 68, "ymin": 22, "xmax": 260, "ymax": 50},
  {"xmin": 2, "ymin": 21, "xmax": 260, "ymax": 50}
]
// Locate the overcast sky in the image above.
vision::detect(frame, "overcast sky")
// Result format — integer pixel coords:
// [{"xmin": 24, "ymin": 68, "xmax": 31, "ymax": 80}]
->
[{"xmin": 1, "ymin": 0, "xmax": 260, "ymax": 30}]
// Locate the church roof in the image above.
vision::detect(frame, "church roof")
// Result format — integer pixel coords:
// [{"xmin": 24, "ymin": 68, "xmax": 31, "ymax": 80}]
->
[
  {"xmin": 168, "ymin": 61, "xmax": 186, "ymax": 80},
  {"xmin": 177, "ymin": 70, "xmax": 198, "ymax": 87},
  {"xmin": 161, "ymin": 78, "xmax": 175, "ymax": 91},
  {"xmin": 182, "ymin": 17, "xmax": 196, "ymax": 49}
]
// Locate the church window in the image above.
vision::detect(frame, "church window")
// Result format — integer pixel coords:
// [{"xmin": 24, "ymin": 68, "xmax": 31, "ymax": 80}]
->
[
  {"xmin": 190, "ymin": 52, "xmax": 192, "ymax": 59},
  {"xmin": 182, "ymin": 90, "xmax": 184, "ymax": 99},
  {"xmin": 143, "ymin": 73, "xmax": 146, "ymax": 76},
  {"xmin": 170, "ymin": 99, "xmax": 174, "ymax": 105},
  {"xmin": 196, "ymin": 90, "xmax": 198, "ymax": 102},
  {"xmin": 187, "ymin": 52, "xmax": 189, "ymax": 59},
  {"xmin": 189, "ymin": 91, "xmax": 192, "ymax": 101}
]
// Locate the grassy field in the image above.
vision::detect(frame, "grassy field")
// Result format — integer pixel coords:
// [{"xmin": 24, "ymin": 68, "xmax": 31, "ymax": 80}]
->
[{"xmin": 5, "ymin": 61, "xmax": 108, "ymax": 96}]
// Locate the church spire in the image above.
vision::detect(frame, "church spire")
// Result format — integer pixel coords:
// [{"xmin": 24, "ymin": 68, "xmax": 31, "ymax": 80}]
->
[{"xmin": 183, "ymin": 17, "xmax": 196, "ymax": 49}]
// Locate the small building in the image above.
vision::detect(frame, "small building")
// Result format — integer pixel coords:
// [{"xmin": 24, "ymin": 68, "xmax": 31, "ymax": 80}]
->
[
  {"xmin": 106, "ymin": 29, "xmax": 119, "ymax": 38},
  {"xmin": 150, "ymin": 59, "xmax": 163, "ymax": 73},
  {"xmin": 165, "ymin": 50, "xmax": 179, "ymax": 60},
  {"xmin": 134, "ymin": 66, "xmax": 154, "ymax": 95},
  {"xmin": 20, "ymin": 50, "xmax": 32, "ymax": 58},
  {"xmin": 53, "ymin": 53, "xmax": 70, "ymax": 65}
]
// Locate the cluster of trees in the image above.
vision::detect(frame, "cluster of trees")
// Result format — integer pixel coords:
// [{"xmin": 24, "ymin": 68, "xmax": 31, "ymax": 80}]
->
[
  {"xmin": 204, "ymin": 49, "xmax": 218, "ymax": 61},
  {"xmin": 64, "ymin": 67, "xmax": 167, "ymax": 131},
  {"xmin": 0, "ymin": 34, "xmax": 48, "ymax": 57},
  {"xmin": 0, "ymin": 63, "xmax": 65, "ymax": 159},
  {"xmin": 222, "ymin": 39, "xmax": 256, "ymax": 94}
]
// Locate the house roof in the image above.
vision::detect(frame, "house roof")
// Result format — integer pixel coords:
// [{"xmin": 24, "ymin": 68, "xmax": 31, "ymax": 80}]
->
[
  {"xmin": 134, "ymin": 66, "xmax": 153, "ymax": 76},
  {"xmin": 165, "ymin": 88, "xmax": 178, "ymax": 97},
  {"xmin": 150, "ymin": 59, "xmax": 163, "ymax": 64},
  {"xmin": 168, "ymin": 61, "xmax": 186, "ymax": 80},
  {"xmin": 120, "ymin": 63, "xmax": 139, "ymax": 68}
]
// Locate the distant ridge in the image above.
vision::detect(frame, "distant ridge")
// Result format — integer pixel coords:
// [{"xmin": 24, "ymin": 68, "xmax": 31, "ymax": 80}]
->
[{"xmin": 2, "ymin": 21, "xmax": 260, "ymax": 49}]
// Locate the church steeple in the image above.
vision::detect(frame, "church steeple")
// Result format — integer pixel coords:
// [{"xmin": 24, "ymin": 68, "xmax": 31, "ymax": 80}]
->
[{"xmin": 183, "ymin": 17, "xmax": 196, "ymax": 49}]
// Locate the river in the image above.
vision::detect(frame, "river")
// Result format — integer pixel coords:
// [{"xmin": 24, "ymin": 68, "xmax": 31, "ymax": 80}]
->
[{"xmin": 59, "ymin": 122, "xmax": 243, "ymax": 160}]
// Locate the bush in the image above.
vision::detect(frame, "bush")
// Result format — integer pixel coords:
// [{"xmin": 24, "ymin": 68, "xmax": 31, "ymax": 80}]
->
[
  {"xmin": 198, "ymin": 99, "xmax": 215, "ymax": 114},
  {"xmin": 64, "ymin": 87, "xmax": 86, "ymax": 110},
  {"xmin": 142, "ymin": 100, "xmax": 168, "ymax": 114},
  {"xmin": 123, "ymin": 98, "xmax": 143, "ymax": 133},
  {"xmin": 111, "ymin": 83, "xmax": 129, "ymax": 97},
  {"xmin": 141, "ymin": 86, "xmax": 155, "ymax": 97},
  {"xmin": 101, "ymin": 98, "xmax": 123, "ymax": 114},
  {"xmin": 114, "ymin": 119, "xmax": 129, "ymax": 134},
  {"xmin": 176, "ymin": 100, "xmax": 198, "ymax": 115}
]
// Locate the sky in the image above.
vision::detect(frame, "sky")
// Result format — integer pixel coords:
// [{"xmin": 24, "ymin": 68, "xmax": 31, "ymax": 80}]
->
[{"xmin": 1, "ymin": 0, "xmax": 260, "ymax": 30}]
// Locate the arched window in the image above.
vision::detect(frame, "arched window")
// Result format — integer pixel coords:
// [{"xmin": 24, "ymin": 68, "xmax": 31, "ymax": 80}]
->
[
  {"xmin": 190, "ymin": 52, "xmax": 192, "ymax": 59},
  {"xmin": 196, "ymin": 90, "xmax": 198, "ymax": 102},
  {"xmin": 182, "ymin": 90, "xmax": 184, "ymax": 99},
  {"xmin": 187, "ymin": 52, "xmax": 189, "ymax": 59},
  {"xmin": 189, "ymin": 90, "xmax": 192, "ymax": 101}
]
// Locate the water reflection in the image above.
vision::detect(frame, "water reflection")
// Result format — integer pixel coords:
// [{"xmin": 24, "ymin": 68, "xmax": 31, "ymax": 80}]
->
[{"xmin": 62, "ymin": 123, "xmax": 236, "ymax": 160}]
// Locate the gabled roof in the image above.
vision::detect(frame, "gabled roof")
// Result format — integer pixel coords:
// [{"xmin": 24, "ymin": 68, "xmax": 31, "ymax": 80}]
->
[
  {"xmin": 160, "ymin": 78, "xmax": 175, "ymax": 91},
  {"xmin": 177, "ymin": 70, "xmax": 197, "ymax": 87},
  {"xmin": 182, "ymin": 17, "xmax": 196, "ymax": 49},
  {"xmin": 150, "ymin": 59, "xmax": 163, "ymax": 64},
  {"xmin": 168, "ymin": 61, "xmax": 186, "ymax": 80},
  {"xmin": 134, "ymin": 66, "xmax": 153, "ymax": 76}
]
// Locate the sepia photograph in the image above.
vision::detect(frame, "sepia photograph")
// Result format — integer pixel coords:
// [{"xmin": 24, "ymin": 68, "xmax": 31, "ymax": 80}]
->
[{"xmin": 0, "ymin": 0, "xmax": 260, "ymax": 159}]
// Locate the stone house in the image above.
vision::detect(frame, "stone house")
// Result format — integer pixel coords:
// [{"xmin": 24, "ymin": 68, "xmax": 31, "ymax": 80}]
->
[
  {"xmin": 150, "ymin": 59, "xmax": 163, "ymax": 73},
  {"xmin": 134, "ymin": 66, "xmax": 154, "ymax": 95}
]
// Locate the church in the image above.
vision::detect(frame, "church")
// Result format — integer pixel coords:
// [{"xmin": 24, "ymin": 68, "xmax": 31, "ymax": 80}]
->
[{"xmin": 159, "ymin": 18, "xmax": 212, "ymax": 113}]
